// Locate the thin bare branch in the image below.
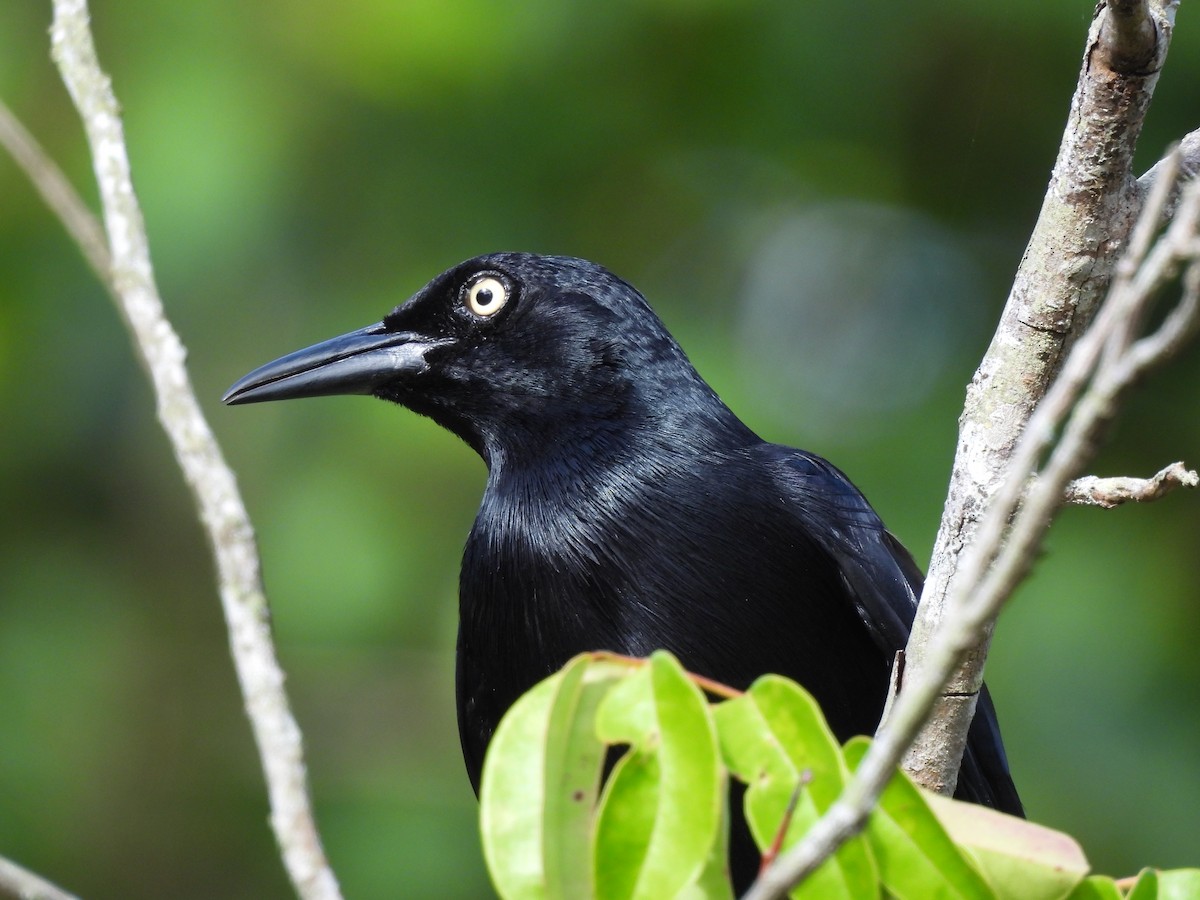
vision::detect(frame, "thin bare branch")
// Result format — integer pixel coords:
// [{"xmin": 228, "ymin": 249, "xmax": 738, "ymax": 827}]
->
[
  {"xmin": 38, "ymin": 3, "xmax": 342, "ymax": 898},
  {"xmin": 0, "ymin": 98, "xmax": 109, "ymax": 283},
  {"xmin": 0, "ymin": 857, "xmax": 80, "ymax": 900},
  {"xmin": 1136, "ymin": 127, "xmax": 1200, "ymax": 222},
  {"xmin": 1065, "ymin": 462, "xmax": 1198, "ymax": 507},
  {"xmin": 1124, "ymin": 149, "xmax": 1183, "ymax": 282},
  {"xmin": 1125, "ymin": 234, "xmax": 1200, "ymax": 369}
]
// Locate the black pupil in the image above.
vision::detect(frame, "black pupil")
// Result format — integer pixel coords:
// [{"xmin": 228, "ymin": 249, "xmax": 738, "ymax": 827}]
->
[{"xmin": 476, "ymin": 287, "xmax": 494, "ymax": 306}]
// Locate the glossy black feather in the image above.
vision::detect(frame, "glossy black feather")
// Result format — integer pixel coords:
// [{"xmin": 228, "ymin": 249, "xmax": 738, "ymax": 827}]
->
[{"xmin": 226, "ymin": 252, "xmax": 1022, "ymax": 888}]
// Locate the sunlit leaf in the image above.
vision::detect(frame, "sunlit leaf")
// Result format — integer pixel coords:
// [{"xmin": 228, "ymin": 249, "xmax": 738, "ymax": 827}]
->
[
  {"xmin": 593, "ymin": 651, "xmax": 728, "ymax": 900},
  {"xmin": 714, "ymin": 675, "xmax": 877, "ymax": 899},
  {"xmin": 1122, "ymin": 867, "xmax": 1200, "ymax": 900},
  {"xmin": 543, "ymin": 657, "xmax": 631, "ymax": 897},
  {"xmin": 1065, "ymin": 875, "xmax": 1125, "ymax": 900},
  {"xmin": 1157, "ymin": 869, "xmax": 1200, "ymax": 899},
  {"xmin": 480, "ymin": 672, "xmax": 559, "ymax": 900},
  {"xmin": 924, "ymin": 793, "xmax": 1088, "ymax": 900},
  {"xmin": 678, "ymin": 804, "xmax": 734, "ymax": 900},
  {"xmin": 843, "ymin": 738, "xmax": 993, "ymax": 900},
  {"xmin": 1126, "ymin": 868, "xmax": 1158, "ymax": 900},
  {"xmin": 480, "ymin": 653, "xmax": 626, "ymax": 899}
]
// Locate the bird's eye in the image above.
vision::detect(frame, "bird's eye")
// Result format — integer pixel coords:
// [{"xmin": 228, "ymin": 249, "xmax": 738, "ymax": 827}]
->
[{"xmin": 465, "ymin": 276, "xmax": 509, "ymax": 318}]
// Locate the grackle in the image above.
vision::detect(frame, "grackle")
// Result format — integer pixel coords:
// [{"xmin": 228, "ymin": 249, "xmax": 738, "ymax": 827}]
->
[{"xmin": 224, "ymin": 252, "xmax": 1022, "ymax": 886}]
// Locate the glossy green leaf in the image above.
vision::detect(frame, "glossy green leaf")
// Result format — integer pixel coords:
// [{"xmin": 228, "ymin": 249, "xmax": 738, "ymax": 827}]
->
[
  {"xmin": 1127, "ymin": 869, "xmax": 1158, "ymax": 900},
  {"xmin": 543, "ymin": 657, "xmax": 631, "ymax": 897},
  {"xmin": 1122, "ymin": 868, "xmax": 1200, "ymax": 900},
  {"xmin": 925, "ymin": 793, "xmax": 1089, "ymax": 900},
  {"xmin": 714, "ymin": 675, "xmax": 878, "ymax": 899},
  {"xmin": 480, "ymin": 653, "xmax": 627, "ymax": 900},
  {"xmin": 1157, "ymin": 869, "xmax": 1200, "ymax": 899},
  {"xmin": 593, "ymin": 651, "xmax": 728, "ymax": 900},
  {"xmin": 1065, "ymin": 875, "xmax": 1124, "ymax": 900},
  {"xmin": 843, "ymin": 738, "xmax": 993, "ymax": 900},
  {"xmin": 678, "ymin": 801, "xmax": 734, "ymax": 900},
  {"xmin": 481, "ymin": 671, "xmax": 559, "ymax": 900}
]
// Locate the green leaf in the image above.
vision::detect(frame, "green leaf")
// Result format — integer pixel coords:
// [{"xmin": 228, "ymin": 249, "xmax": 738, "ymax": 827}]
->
[
  {"xmin": 924, "ymin": 793, "xmax": 1089, "ymax": 900},
  {"xmin": 480, "ymin": 671, "xmax": 559, "ymax": 900},
  {"xmin": 1123, "ymin": 868, "xmax": 1200, "ymax": 900},
  {"xmin": 593, "ymin": 651, "xmax": 728, "ymax": 900},
  {"xmin": 1127, "ymin": 869, "xmax": 1158, "ymax": 900},
  {"xmin": 843, "ymin": 738, "xmax": 993, "ymax": 900},
  {"xmin": 714, "ymin": 675, "xmax": 878, "ymax": 899},
  {"xmin": 480, "ymin": 653, "xmax": 627, "ymax": 900},
  {"xmin": 1158, "ymin": 869, "xmax": 1200, "ymax": 900},
  {"xmin": 543, "ymin": 657, "xmax": 631, "ymax": 897},
  {"xmin": 678, "ymin": 800, "xmax": 734, "ymax": 900},
  {"xmin": 1064, "ymin": 875, "xmax": 1125, "ymax": 900}
]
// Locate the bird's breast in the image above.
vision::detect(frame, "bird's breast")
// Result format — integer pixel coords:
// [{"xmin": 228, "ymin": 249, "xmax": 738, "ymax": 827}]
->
[{"xmin": 453, "ymin": 460, "xmax": 891, "ymax": 787}]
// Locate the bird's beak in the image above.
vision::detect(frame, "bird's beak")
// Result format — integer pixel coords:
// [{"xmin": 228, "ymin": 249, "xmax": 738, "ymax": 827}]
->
[{"xmin": 223, "ymin": 323, "xmax": 449, "ymax": 405}]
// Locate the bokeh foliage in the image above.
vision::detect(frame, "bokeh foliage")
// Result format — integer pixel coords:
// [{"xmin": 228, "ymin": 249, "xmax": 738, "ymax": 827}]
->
[{"xmin": 1, "ymin": 2, "xmax": 1197, "ymax": 897}]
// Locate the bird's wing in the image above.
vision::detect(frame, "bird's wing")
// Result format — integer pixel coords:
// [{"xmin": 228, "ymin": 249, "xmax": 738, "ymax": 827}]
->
[
  {"xmin": 765, "ymin": 445, "xmax": 921, "ymax": 656},
  {"xmin": 765, "ymin": 444, "xmax": 1024, "ymax": 816}
]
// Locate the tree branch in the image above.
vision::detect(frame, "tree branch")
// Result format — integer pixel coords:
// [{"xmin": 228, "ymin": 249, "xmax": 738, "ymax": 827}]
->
[
  {"xmin": 896, "ymin": 0, "xmax": 1180, "ymax": 800},
  {"xmin": 0, "ymin": 857, "xmax": 80, "ymax": 900},
  {"xmin": 1065, "ymin": 462, "xmax": 1198, "ymax": 507},
  {"xmin": 1136, "ymin": 126, "xmax": 1200, "ymax": 224},
  {"xmin": 744, "ymin": 158, "xmax": 1200, "ymax": 900},
  {"xmin": 0, "ymin": 4, "xmax": 348, "ymax": 899},
  {"xmin": 0, "ymin": 100, "xmax": 109, "ymax": 281},
  {"xmin": 1100, "ymin": 0, "xmax": 1159, "ymax": 74}
]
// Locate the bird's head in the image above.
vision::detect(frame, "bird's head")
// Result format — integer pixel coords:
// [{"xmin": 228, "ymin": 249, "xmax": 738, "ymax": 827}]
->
[{"xmin": 224, "ymin": 253, "xmax": 733, "ymax": 464}]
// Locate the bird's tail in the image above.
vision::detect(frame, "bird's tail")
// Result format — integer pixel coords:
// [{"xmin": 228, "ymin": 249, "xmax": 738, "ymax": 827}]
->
[{"xmin": 954, "ymin": 685, "xmax": 1025, "ymax": 817}]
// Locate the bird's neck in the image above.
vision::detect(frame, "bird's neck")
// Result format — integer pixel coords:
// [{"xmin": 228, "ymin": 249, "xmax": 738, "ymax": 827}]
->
[
  {"xmin": 483, "ymin": 412, "xmax": 742, "ymax": 494},
  {"xmin": 477, "ymin": 377, "xmax": 752, "ymax": 476},
  {"xmin": 465, "ymin": 401, "xmax": 759, "ymax": 629}
]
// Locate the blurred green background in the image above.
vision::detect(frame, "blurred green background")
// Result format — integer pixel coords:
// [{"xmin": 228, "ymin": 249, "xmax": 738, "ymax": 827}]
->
[{"xmin": 2, "ymin": 2, "xmax": 1198, "ymax": 897}]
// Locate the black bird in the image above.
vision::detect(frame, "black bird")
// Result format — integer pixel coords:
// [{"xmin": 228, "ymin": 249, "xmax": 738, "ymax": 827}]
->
[{"xmin": 224, "ymin": 252, "xmax": 1022, "ymax": 884}]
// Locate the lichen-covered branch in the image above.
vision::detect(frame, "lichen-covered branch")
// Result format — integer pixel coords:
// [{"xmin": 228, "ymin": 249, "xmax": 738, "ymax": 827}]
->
[
  {"xmin": 1136, "ymin": 127, "xmax": 1200, "ymax": 222},
  {"xmin": 1101, "ymin": 0, "xmax": 1159, "ymax": 73},
  {"xmin": 1065, "ymin": 462, "xmax": 1198, "ymax": 507},
  {"xmin": 35, "ymin": 3, "xmax": 342, "ymax": 899},
  {"xmin": 744, "ymin": 158, "xmax": 1200, "ymax": 900},
  {"xmin": 896, "ymin": 0, "xmax": 1180, "ymax": 799}
]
